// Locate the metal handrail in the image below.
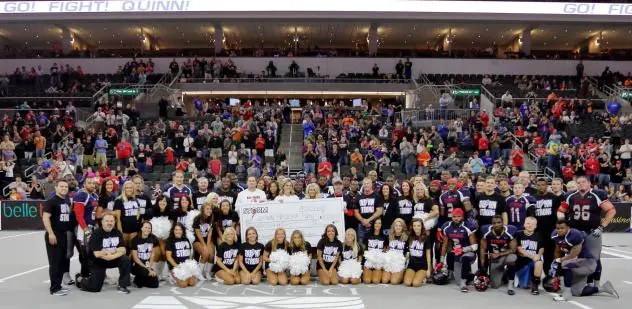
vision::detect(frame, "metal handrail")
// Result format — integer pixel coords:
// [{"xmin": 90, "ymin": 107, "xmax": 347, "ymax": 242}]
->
[{"xmin": 178, "ymin": 77, "xmax": 412, "ymax": 84}]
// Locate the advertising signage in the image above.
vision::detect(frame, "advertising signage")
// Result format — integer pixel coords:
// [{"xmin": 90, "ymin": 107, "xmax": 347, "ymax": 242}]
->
[
  {"xmin": 0, "ymin": 200, "xmax": 46, "ymax": 230},
  {"xmin": 0, "ymin": 1, "xmax": 631, "ymax": 16}
]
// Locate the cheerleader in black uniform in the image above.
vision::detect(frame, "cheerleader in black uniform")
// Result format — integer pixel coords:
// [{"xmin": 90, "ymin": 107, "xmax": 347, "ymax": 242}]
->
[
  {"xmin": 288, "ymin": 230, "xmax": 312, "ymax": 285},
  {"xmin": 151, "ymin": 195, "xmax": 172, "ymax": 280},
  {"xmin": 166, "ymin": 223, "xmax": 196, "ymax": 288},
  {"xmin": 397, "ymin": 181, "xmax": 414, "ymax": 226},
  {"xmin": 215, "ymin": 200, "xmax": 240, "ymax": 245},
  {"xmin": 363, "ymin": 217, "xmax": 388, "ymax": 284},
  {"xmin": 130, "ymin": 221, "xmax": 159, "ymax": 288},
  {"xmin": 339, "ymin": 228, "xmax": 364, "ymax": 285},
  {"xmin": 238, "ymin": 227, "xmax": 264, "ymax": 285},
  {"xmin": 317, "ymin": 224, "xmax": 343, "ymax": 285},
  {"xmin": 113, "ymin": 181, "xmax": 141, "ymax": 247},
  {"xmin": 263, "ymin": 228, "xmax": 290, "ymax": 286},
  {"xmin": 382, "ymin": 218, "xmax": 408, "ymax": 284},
  {"xmin": 192, "ymin": 203, "xmax": 214, "ymax": 279},
  {"xmin": 214, "ymin": 227, "xmax": 241, "ymax": 285},
  {"xmin": 403, "ymin": 218, "xmax": 432, "ymax": 287},
  {"xmin": 170, "ymin": 195, "xmax": 193, "ymax": 226}
]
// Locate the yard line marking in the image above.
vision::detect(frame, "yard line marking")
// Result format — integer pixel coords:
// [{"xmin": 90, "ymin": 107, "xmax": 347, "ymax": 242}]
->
[
  {"xmin": 602, "ymin": 250, "xmax": 632, "ymax": 259},
  {"xmin": 0, "ymin": 257, "xmax": 77, "ymax": 283},
  {"xmin": 0, "ymin": 232, "xmax": 41, "ymax": 240},
  {"xmin": 602, "ymin": 247, "xmax": 632, "ymax": 255},
  {"xmin": 547, "ymin": 293, "xmax": 593, "ymax": 309}
]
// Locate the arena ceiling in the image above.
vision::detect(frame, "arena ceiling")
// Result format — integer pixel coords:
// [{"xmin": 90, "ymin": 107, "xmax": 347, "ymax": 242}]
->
[{"xmin": 1, "ymin": 21, "xmax": 631, "ymax": 50}]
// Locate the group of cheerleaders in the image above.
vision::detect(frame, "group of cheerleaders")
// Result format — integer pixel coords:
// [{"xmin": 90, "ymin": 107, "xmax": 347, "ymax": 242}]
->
[{"xmin": 131, "ymin": 204, "xmax": 430, "ymax": 288}]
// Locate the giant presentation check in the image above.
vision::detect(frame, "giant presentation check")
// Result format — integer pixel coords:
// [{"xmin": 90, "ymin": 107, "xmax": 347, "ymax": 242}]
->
[{"xmin": 237, "ymin": 198, "xmax": 345, "ymax": 245}]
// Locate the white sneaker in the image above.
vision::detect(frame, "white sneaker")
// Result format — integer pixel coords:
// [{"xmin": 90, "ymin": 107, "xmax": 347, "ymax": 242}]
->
[{"xmin": 553, "ymin": 294, "xmax": 567, "ymax": 302}]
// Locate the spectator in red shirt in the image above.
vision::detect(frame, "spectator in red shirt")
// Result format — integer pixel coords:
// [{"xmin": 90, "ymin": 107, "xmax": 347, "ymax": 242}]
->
[
  {"xmin": 176, "ymin": 158, "xmax": 190, "ymax": 172},
  {"xmin": 116, "ymin": 138, "xmax": 133, "ymax": 168},
  {"xmin": 478, "ymin": 133, "xmax": 489, "ymax": 156},
  {"xmin": 479, "ymin": 111, "xmax": 490, "ymax": 128},
  {"xmin": 255, "ymin": 134, "xmax": 265, "ymax": 157},
  {"xmin": 562, "ymin": 162, "xmax": 575, "ymax": 182},
  {"xmin": 317, "ymin": 157, "xmax": 333, "ymax": 178},
  {"xmin": 208, "ymin": 153, "xmax": 223, "ymax": 181},
  {"xmin": 165, "ymin": 147, "xmax": 175, "ymax": 165},
  {"xmin": 584, "ymin": 154, "xmax": 599, "ymax": 183},
  {"xmin": 532, "ymin": 132, "xmax": 543, "ymax": 145},
  {"xmin": 510, "ymin": 144, "xmax": 525, "ymax": 170}
]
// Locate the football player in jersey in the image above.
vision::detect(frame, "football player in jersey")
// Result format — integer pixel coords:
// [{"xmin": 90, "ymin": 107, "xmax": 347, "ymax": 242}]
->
[
  {"xmin": 439, "ymin": 208, "xmax": 478, "ymax": 292},
  {"xmin": 557, "ymin": 176, "xmax": 616, "ymax": 288},
  {"xmin": 550, "ymin": 220, "xmax": 618, "ymax": 301},
  {"xmin": 533, "ymin": 178, "xmax": 561, "ymax": 273},
  {"xmin": 505, "ymin": 183, "xmax": 536, "ymax": 229},
  {"xmin": 163, "ymin": 170, "xmax": 193, "ymax": 210},
  {"xmin": 439, "ymin": 178, "xmax": 472, "ymax": 224},
  {"xmin": 515, "ymin": 217, "xmax": 544, "ymax": 295},
  {"xmin": 73, "ymin": 177, "xmax": 99, "ymax": 279},
  {"xmin": 480, "ymin": 215, "xmax": 518, "ymax": 295}
]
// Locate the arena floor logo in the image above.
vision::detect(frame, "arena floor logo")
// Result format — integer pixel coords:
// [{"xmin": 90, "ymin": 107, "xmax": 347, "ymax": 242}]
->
[{"xmin": 133, "ymin": 296, "xmax": 365, "ymax": 309}]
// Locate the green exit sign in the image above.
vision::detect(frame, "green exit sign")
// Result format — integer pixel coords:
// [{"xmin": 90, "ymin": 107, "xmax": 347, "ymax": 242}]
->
[
  {"xmin": 109, "ymin": 88, "xmax": 139, "ymax": 96},
  {"xmin": 622, "ymin": 92, "xmax": 631, "ymax": 99},
  {"xmin": 451, "ymin": 88, "xmax": 481, "ymax": 96}
]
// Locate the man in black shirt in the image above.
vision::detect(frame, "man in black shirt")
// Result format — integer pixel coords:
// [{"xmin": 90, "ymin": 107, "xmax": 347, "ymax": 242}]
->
[
  {"xmin": 43, "ymin": 180, "xmax": 73, "ymax": 296},
  {"xmin": 215, "ymin": 176, "xmax": 237, "ymax": 209},
  {"xmin": 75, "ymin": 212, "xmax": 131, "ymax": 294},
  {"xmin": 475, "ymin": 176, "xmax": 507, "ymax": 228},
  {"xmin": 533, "ymin": 178, "xmax": 561, "ymax": 273}
]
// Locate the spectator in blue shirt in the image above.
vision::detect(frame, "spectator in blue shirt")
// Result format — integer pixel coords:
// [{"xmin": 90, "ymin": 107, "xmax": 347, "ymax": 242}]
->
[
  {"xmin": 94, "ymin": 134, "xmax": 108, "ymax": 166},
  {"xmin": 481, "ymin": 150, "xmax": 494, "ymax": 174}
]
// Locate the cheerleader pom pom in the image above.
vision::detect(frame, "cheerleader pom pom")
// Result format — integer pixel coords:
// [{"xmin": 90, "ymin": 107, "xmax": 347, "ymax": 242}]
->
[
  {"xmin": 364, "ymin": 250, "xmax": 385, "ymax": 270},
  {"xmin": 289, "ymin": 251, "xmax": 311, "ymax": 276},
  {"xmin": 186, "ymin": 229, "xmax": 196, "ymax": 244},
  {"xmin": 173, "ymin": 260, "xmax": 201, "ymax": 281},
  {"xmin": 185, "ymin": 209, "xmax": 200, "ymax": 231},
  {"xmin": 150, "ymin": 217, "xmax": 172, "ymax": 240},
  {"xmin": 269, "ymin": 250, "xmax": 291, "ymax": 273},
  {"xmin": 383, "ymin": 250, "xmax": 406, "ymax": 273},
  {"xmin": 337, "ymin": 259, "xmax": 363, "ymax": 279}
]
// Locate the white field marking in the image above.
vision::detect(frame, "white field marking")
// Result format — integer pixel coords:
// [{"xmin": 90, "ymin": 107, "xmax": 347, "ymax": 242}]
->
[
  {"xmin": 0, "ymin": 231, "xmax": 41, "ymax": 240},
  {"xmin": 623, "ymin": 281, "xmax": 632, "ymax": 285},
  {"xmin": 0, "ymin": 257, "xmax": 77, "ymax": 283},
  {"xmin": 602, "ymin": 247, "xmax": 632, "ymax": 255},
  {"xmin": 601, "ymin": 250, "xmax": 632, "ymax": 259},
  {"xmin": 547, "ymin": 293, "xmax": 594, "ymax": 309}
]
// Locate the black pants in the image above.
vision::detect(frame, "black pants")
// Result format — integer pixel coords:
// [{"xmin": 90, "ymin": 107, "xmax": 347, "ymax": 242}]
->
[
  {"xmin": 132, "ymin": 263, "xmax": 159, "ymax": 288},
  {"xmin": 45, "ymin": 232, "xmax": 70, "ymax": 294},
  {"xmin": 80, "ymin": 256, "xmax": 131, "ymax": 292}
]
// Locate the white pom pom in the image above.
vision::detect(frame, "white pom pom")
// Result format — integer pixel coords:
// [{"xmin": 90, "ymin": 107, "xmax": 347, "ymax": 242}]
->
[
  {"xmin": 337, "ymin": 259, "xmax": 363, "ymax": 279},
  {"xmin": 364, "ymin": 250, "xmax": 385, "ymax": 270},
  {"xmin": 186, "ymin": 229, "xmax": 196, "ymax": 244},
  {"xmin": 172, "ymin": 259, "xmax": 201, "ymax": 281},
  {"xmin": 413, "ymin": 212, "xmax": 437, "ymax": 230},
  {"xmin": 383, "ymin": 250, "xmax": 406, "ymax": 273},
  {"xmin": 150, "ymin": 217, "xmax": 172, "ymax": 240},
  {"xmin": 289, "ymin": 251, "xmax": 311, "ymax": 276},
  {"xmin": 269, "ymin": 250, "xmax": 291, "ymax": 273},
  {"xmin": 185, "ymin": 209, "xmax": 200, "ymax": 231}
]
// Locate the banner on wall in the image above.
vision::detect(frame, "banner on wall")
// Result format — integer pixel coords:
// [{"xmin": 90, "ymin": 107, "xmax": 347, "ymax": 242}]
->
[
  {"xmin": 0, "ymin": 200, "xmax": 46, "ymax": 230},
  {"xmin": 237, "ymin": 198, "xmax": 345, "ymax": 245},
  {"xmin": 0, "ymin": 1, "xmax": 631, "ymax": 16},
  {"xmin": 603, "ymin": 203, "xmax": 631, "ymax": 233}
]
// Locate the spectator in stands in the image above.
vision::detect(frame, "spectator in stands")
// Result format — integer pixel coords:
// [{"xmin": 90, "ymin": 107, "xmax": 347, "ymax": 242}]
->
[
  {"xmin": 439, "ymin": 91, "xmax": 452, "ymax": 119},
  {"xmin": 501, "ymin": 90, "xmax": 513, "ymax": 107},
  {"xmin": 404, "ymin": 58, "xmax": 413, "ymax": 79}
]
